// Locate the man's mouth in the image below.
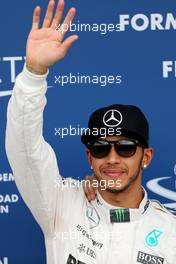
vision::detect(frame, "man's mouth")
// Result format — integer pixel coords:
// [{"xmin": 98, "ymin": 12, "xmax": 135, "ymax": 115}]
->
[{"xmin": 103, "ymin": 169, "xmax": 126, "ymax": 178}]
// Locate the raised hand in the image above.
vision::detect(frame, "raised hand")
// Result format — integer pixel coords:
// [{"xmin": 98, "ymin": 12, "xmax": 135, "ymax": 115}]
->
[{"xmin": 26, "ymin": 0, "xmax": 78, "ymax": 74}]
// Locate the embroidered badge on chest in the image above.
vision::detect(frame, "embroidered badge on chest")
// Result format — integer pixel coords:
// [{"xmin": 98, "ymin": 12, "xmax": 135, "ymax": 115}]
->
[
  {"xmin": 110, "ymin": 208, "xmax": 130, "ymax": 223},
  {"xmin": 86, "ymin": 205, "xmax": 100, "ymax": 229}
]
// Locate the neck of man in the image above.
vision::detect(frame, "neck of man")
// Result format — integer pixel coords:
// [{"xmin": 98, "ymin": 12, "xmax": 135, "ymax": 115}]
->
[{"xmin": 98, "ymin": 177, "xmax": 144, "ymax": 209}]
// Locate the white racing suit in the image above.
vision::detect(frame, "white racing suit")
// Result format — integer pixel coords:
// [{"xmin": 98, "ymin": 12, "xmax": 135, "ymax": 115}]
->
[{"xmin": 6, "ymin": 65, "xmax": 176, "ymax": 264}]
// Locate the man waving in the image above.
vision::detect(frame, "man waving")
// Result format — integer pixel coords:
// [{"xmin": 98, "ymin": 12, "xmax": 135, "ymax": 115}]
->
[{"xmin": 6, "ymin": 0, "xmax": 176, "ymax": 263}]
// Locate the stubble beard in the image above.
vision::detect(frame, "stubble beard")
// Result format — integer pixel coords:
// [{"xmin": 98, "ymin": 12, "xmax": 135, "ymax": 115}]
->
[
  {"xmin": 93, "ymin": 153, "xmax": 144, "ymax": 194},
  {"xmin": 106, "ymin": 161, "xmax": 142, "ymax": 194}
]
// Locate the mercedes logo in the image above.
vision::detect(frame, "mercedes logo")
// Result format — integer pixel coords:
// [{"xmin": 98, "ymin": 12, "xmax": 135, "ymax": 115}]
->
[
  {"xmin": 86, "ymin": 206, "xmax": 100, "ymax": 229},
  {"xmin": 103, "ymin": 109, "xmax": 123, "ymax": 127}
]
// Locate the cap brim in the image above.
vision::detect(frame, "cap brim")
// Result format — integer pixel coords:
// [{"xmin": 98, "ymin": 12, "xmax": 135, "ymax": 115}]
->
[{"xmin": 81, "ymin": 129, "xmax": 148, "ymax": 148}]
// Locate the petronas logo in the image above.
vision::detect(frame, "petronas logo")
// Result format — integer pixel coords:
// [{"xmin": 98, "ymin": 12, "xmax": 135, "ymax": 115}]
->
[
  {"xmin": 110, "ymin": 208, "xmax": 130, "ymax": 223},
  {"xmin": 145, "ymin": 229, "xmax": 163, "ymax": 247}
]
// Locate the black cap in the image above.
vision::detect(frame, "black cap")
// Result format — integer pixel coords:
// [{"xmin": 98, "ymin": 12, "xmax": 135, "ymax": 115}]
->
[{"xmin": 81, "ymin": 104, "xmax": 149, "ymax": 148}]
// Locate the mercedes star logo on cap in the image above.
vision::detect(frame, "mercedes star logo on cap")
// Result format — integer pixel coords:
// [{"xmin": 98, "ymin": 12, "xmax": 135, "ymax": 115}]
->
[{"xmin": 103, "ymin": 109, "xmax": 123, "ymax": 127}]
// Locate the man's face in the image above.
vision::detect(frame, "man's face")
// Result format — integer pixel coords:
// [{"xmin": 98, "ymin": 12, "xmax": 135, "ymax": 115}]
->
[{"xmin": 86, "ymin": 136, "xmax": 153, "ymax": 193}]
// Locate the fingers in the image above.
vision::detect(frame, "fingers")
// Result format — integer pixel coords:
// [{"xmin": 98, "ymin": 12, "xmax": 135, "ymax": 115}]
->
[
  {"xmin": 60, "ymin": 35, "xmax": 78, "ymax": 56},
  {"xmin": 32, "ymin": 0, "xmax": 76, "ymax": 36},
  {"xmin": 83, "ymin": 176, "xmax": 97, "ymax": 202},
  {"xmin": 31, "ymin": 6, "xmax": 41, "ymax": 30},
  {"xmin": 51, "ymin": 0, "xmax": 65, "ymax": 29},
  {"xmin": 42, "ymin": 0, "xmax": 55, "ymax": 28},
  {"xmin": 58, "ymin": 8, "xmax": 76, "ymax": 41}
]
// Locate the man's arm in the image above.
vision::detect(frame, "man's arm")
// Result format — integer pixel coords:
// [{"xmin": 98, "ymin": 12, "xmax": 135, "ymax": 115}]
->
[{"xmin": 5, "ymin": 0, "xmax": 78, "ymax": 234}]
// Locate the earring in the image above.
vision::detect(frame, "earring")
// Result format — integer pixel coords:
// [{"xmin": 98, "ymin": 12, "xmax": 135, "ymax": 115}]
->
[
  {"xmin": 90, "ymin": 165, "xmax": 93, "ymax": 170},
  {"xmin": 143, "ymin": 164, "xmax": 147, "ymax": 169}
]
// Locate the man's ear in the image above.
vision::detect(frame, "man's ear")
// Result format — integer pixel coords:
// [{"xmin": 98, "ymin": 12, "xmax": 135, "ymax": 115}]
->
[
  {"xmin": 142, "ymin": 148, "xmax": 154, "ymax": 169},
  {"xmin": 86, "ymin": 148, "xmax": 92, "ymax": 166}
]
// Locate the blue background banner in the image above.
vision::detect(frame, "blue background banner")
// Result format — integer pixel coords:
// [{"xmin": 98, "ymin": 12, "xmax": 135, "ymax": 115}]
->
[{"xmin": 0, "ymin": 0, "xmax": 176, "ymax": 263}]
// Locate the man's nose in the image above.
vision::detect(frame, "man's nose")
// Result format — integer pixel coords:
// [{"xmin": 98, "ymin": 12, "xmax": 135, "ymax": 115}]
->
[{"xmin": 106, "ymin": 145, "xmax": 121, "ymax": 164}]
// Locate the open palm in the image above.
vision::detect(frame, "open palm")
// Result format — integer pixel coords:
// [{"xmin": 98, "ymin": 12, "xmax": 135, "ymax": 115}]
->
[{"xmin": 26, "ymin": 0, "xmax": 78, "ymax": 74}]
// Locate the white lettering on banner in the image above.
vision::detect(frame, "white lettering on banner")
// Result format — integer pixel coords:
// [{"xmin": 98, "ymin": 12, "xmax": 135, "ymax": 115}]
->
[
  {"xmin": 0, "ymin": 173, "xmax": 14, "ymax": 182},
  {"xmin": 3, "ymin": 57, "xmax": 23, "ymax": 83},
  {"xmin": 119, "ymin": 13, "xmax": 176, "ymax": 31},
  {"xmin": 0, "ymin": 194, "xmax": 19, "ymax": 203},
  {"xmin": 0, "ymin": 56, "xmax": 25, "ymax": 85},
  {"xmin": 0, "ymin": 194, "xmax": 19, "ymax": 214},
  {"xmin": 163, "ymin": 61, "xmax": 176, "ymax": 78},
  {"xmin": 0, "ymin": 258, "xmax": 8, "ymax": 264},
  {"xmin": 0, "ymin": 205, "xmax": 9, "ymax": 214}
]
